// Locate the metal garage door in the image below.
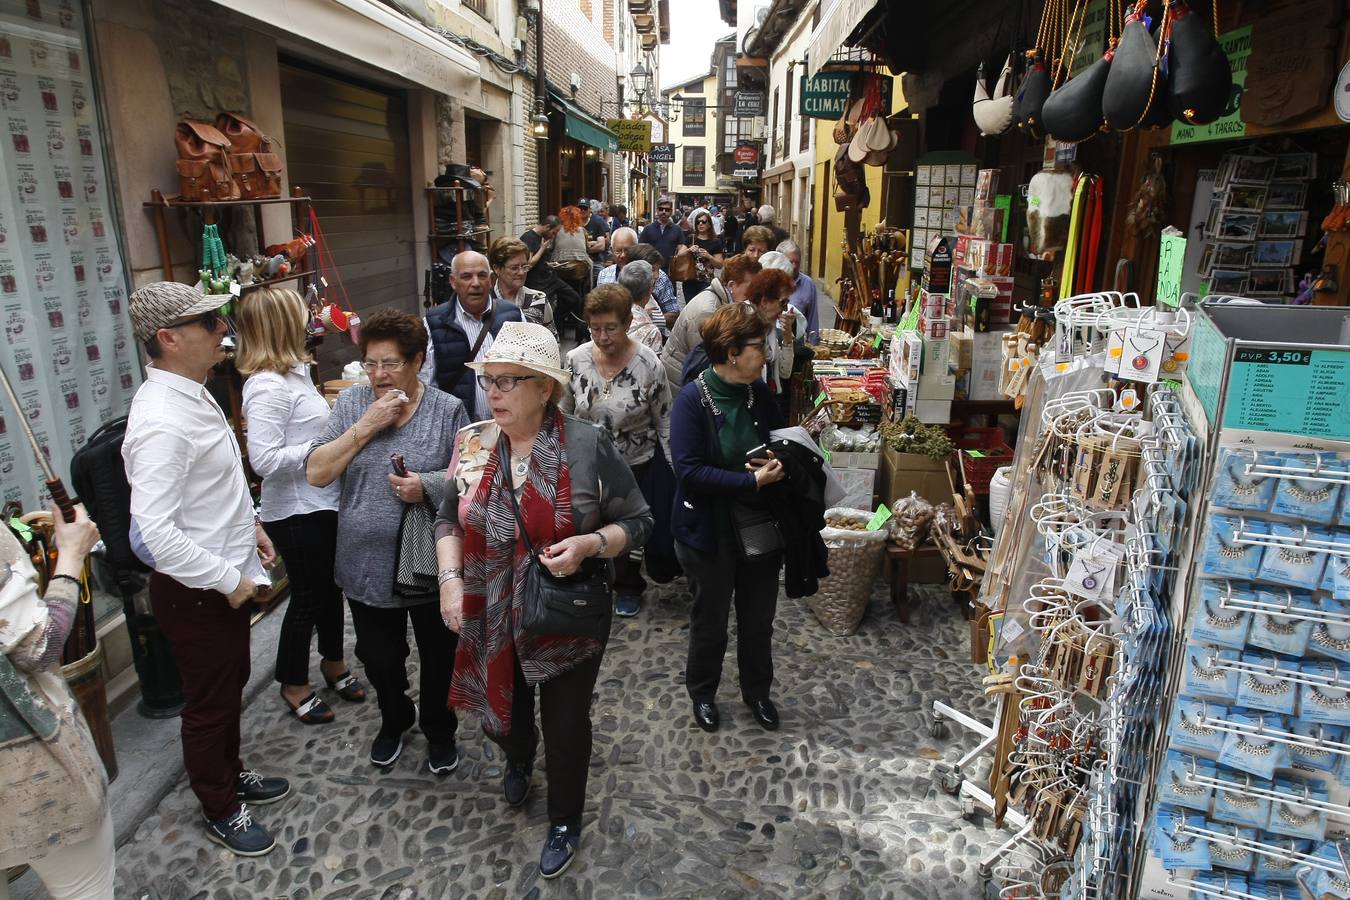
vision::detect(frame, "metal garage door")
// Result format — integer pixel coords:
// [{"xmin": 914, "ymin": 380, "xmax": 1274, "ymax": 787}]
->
[{"xmin": 279, "ymin": 62, "xmax": 417, "ymax": 373}]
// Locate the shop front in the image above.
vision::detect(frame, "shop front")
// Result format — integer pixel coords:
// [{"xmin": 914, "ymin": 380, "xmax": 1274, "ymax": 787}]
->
[{"xmin": 542, "ymin": 89, "xmax": 618, "ymax": 213}]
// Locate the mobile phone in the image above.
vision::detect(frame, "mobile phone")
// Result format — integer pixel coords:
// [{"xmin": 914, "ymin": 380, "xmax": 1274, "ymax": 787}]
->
[
  {"xmin": 390, "ymin": 452, "xmax": 408, "ymax": 476},
  {"xmin": 745, "ymin": 444, "xmax": 771, "ymax": 464}
]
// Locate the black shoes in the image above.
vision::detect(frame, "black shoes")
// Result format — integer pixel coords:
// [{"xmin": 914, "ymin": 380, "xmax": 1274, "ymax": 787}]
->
[
  {"xmin": 235, "ymin": 770, "xmax": 291, "ymax": 805},
  {"xmin": 504, "ymin": 759, "xmax": 533, "ymax": 807},
  {"xmin": 370, "ymin": 730, "xmax": 406, "ymax": 767},
  {"xmin": 747, "ymin": 699, "xmax": 780, "ymax": 731},
  {"xmin": 427, "ymin": 742, "xmax": 460, "ymax": 777},
  {"xmin": 692, "ymin": 700, "xmax": 720, "ymax": 732},
  {"xmin": 539, "ymin": 823, "xmax": 581, "ymax": 879},
  {"xmin": 205, "ymin": 805, "xmax": 275, "ymax": 857}
]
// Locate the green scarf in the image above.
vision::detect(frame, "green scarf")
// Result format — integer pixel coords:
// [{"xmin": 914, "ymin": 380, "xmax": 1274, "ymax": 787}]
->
[{"xmin": 700, "ymin": 366, "xmax": 759, "ymax": 467}]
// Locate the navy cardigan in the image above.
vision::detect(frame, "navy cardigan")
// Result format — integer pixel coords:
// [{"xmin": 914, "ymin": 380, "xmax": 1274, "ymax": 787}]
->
[{"xmin": 669, "ymin": 377, "xmax": 781, "ymax": 554}]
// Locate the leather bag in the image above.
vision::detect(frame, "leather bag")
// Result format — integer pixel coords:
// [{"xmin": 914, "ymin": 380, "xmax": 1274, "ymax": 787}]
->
[
  {"xmin": 1103, "ymin": 7, "xmax": 1164, "ymax": 131},
  {"xmin": 1041, "ymin": 54, "xmax": 1112, "ymax": 143},
  {"xmin": 500, "ymin": 435, "xmax": 612, "ymax": 641},
  {"xmin": 730, "ymin": 500, "xmax": 784, "ymax": 561},
  {"xmin": 972, "ymin": 57, "xmax": 1016, "ymax": 136},
  {"xmin": 668, "ymin": 247, "xmax": 697, "ymax": 281},
  {"xmin": 175, "ymin": 120, "xmax": 237, "ymax": 202},
  {"xmin": 1165, "ymin": 0, "xmax": 1233, "ymax": 125},
  {"xmin": 214, "ymin": 112, "xmax": 283, "ymax": 199},
  {"xmin": 1016, "ymin": 61, "xmax": 1053, "ymax": 137}
]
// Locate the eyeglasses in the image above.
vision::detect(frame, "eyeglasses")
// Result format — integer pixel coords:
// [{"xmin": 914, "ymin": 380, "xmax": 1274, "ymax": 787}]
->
[
  {"xmin": 500, "ymin": 263, "xmax": 529, "ymax": 274},
  {"xmin": 360, "ymin": 358, "xmax": 408, "ymax": 373},
  {"xmin": 741, "ymin": 340, "xmax": 766, "ymax": 351},
  {"xmin": 587, "ymin": 323, "xmax": 624, "ymax": 336},
  {"xmin": 169, "ymin": 308, "xmax": 225, "ymax": 333},
  {"xmin": 657, "ymin": 207, "xmax": 672, "ymax": 213},
  {"xmin": 476, "ymin": 373, "xmax": 539, "ymax": 392}
]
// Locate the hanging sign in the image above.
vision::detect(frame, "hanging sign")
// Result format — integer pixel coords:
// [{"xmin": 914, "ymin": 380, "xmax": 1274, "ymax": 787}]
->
[
  {"xmin": 733, "ymin": 90, "xmax": 764, "ymax": 117},
  {"xmin": 732, "ymin": 143, "xmax": 760, "ymax": 178},
  {"xmin": 650, "ymin": 143, "xmax": 675, "ymax": 163},
  {"xmin": 605, "ymin": 118, "xmax": 652, "ymax": 153},
  {"xmin": 1156, "ymin": 231, "xmax": 1186, "ymax": 308},
  {"xmin": 800, "ymin": 72, "xmax": 893, "ymax": 120},
  {"xmin": 1171, "ymin": 26, "xmax": 1250, "ymax": 145}
]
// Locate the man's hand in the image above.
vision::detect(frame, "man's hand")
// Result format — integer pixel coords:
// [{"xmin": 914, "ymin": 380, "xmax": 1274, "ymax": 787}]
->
[
  {"xmin": 226, "ymin": 576, "xmax": 259, "ymax": 609},
  {"xmin": 255, "ymin": 523, "xmax": 275, "ymax": 566}
]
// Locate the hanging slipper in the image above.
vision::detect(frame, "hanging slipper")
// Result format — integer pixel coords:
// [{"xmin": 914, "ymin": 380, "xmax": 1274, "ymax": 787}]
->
[
  {"xmin": 283, "ymin": 689, "xmax": 335, "ymax": 725},
  {"xmin": 1103, "ymin": 2, "xmax": 1164, "ymax": 131},
  {"xmin": 973, "ymin": 56, "xmax": 1016, "ymax": 136},
  {"xmin": 1164, "ymin": 0, "xmax": 1232, "ymax": 125},
  {"xmin": 1042, "ymin": 54, "xmax": 1112, "ymax": 143}
]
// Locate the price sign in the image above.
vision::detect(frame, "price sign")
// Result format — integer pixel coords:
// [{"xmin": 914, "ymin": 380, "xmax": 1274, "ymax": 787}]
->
[
  {"xmin": 1156, "ymin": 231, "xmax": 1185, "ymax": 308},
  {"xmin": 865, "ymin": 503, "xmax": 893, "ymax": 531},
  {"xmin": 1223, "ymin": 347, "xmax": 1350, "ymax": 439}
]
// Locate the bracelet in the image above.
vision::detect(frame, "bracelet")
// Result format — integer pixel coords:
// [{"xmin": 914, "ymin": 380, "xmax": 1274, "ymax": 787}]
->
[
  {"xmin": 438, "ymin": 567, "xmax": 463, "ymax": 585},
  {"xmin": 48, "ymin": 573, "xmax": 81, "ymax": 589},
  {"xmin": 593, "ymin": 531, "xmax": 608, "ymax": 557}
]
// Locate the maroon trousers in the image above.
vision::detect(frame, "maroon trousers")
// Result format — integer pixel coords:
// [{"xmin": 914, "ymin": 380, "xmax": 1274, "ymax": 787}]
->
[{"xmin": 150, "ymin": 572, "xmax": 250, "ymax": 822}]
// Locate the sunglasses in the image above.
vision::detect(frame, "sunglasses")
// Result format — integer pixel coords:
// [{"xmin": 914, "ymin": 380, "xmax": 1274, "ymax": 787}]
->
[{"xmin": 169, "ymin": 308, "xmax": 226, "ymax": 333}]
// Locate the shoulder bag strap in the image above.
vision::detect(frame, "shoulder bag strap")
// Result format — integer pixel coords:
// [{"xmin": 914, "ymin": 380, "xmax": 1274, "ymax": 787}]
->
[
  {"xmin": 497, "ymin": 433, "xmax": 546, "ymax": 571},
  {"xmin": 445, "ymin": 304, "xmax": 495, "ymax": 392}
]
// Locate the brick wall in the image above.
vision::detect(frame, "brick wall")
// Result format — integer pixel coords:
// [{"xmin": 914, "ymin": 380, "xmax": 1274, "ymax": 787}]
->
[{"xmin": 542, "ymin": 0, "xmax": 618, "ymax": 118}]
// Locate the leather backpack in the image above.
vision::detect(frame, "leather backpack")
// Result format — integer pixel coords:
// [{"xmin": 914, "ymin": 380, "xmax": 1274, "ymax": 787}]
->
[
  {"xmin": 175, "ymin": 120, "xmax": 237, "ymax": 202},
  {"xmin": 214, "ymin": 112, "xmax": 283, "ymax": 199}
]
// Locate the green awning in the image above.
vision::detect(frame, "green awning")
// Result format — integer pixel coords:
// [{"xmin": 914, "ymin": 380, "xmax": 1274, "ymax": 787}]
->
[{"xmin": 549, "ymin": 91, "xmax": 619, "ymax": 153}]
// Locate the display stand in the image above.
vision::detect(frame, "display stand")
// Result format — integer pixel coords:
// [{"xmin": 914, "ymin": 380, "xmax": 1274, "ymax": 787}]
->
[{"xmin": 424, "ymin": 185, "xmax": 491, "ymax": 258}]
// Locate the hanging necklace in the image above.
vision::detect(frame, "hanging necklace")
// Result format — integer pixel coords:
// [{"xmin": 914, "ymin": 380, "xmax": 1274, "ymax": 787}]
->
[
  {"xmin": 1235, "ymin": 736, "xmax": 1273, "ymax": 757},
  {"xmin": 1225, "ymin": 463, "xmax": 1263, "ymax": 497},
  {"xmin": 1124, "ymin": 334, "xmax": 1162, "ymax": 371},
  {"xmin": 1262, "ymin": 615, "xmax": 1298, "ymax": 636},
  {"xmin": 511, "ymin": 452, "xmax": 530, "ymax": 479},
  {"xmin": 1286, "ymin": 480, "xmax": 1332, "ymax": 503},
  {"xmin": 696, "ymin": 370, "xmax": 753, "ymax": 416},
  {"xmin": 1275, "ymin": 803, "xmax": 1320, "ymax": 828},
  {"xmin": 1307, "ymin": 687, "xmax": 1350, "ymax": 709},
  {"xmin": 1204, "ymin": 601, "xmax": 1243, "ymax": 630},
  {"xmin": 1161, "ymin": 336, "xmax": 1187, "ymax": 373},
  {"xmin": 1312, "ymin": 623, "xmax": 1350, "ymax": 653},
  {"xmin": 1209, "ymin": 842, "xmax": 1246, "ymax": 862},
  {"xmin": 1177, "ymin": 710, "xmax": 1216, "ymax": 737},
  {"xmin": 1219, "ymin": 790, "xmax": 1258, "ymax": 810},
  {"xmin": 1215, "ymin": 530, "xmax": 1249, "ymax": 559},
  {"xmin": 1079, "ymin": 561, "xmax": 1107, "ymax": 591},
  {"xmin": 1277, "ymin": 547, "xmax": 1316, "ymax": 566},
  {"xmin": 1190, "ymin": 657, "xmax": 1227, "ymax": 682},
  {"xmin": 1168, "ymin": 772, "xmax": 1205, "ymax": 797},
  {"xmin": 1244, "ymin": 673, "xmax": 1292, "ymax": 697}
]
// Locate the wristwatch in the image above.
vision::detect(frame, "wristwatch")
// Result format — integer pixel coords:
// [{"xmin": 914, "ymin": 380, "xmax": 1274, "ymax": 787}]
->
[{"xmin": 437, "ymin": 567, "xmax": 463, "ymax": 585}]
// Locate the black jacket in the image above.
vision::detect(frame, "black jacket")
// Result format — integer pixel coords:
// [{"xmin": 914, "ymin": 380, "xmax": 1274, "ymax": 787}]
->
[{"xmin": 760, "ymin": 439, "xmax": 830, "ymax": 598}]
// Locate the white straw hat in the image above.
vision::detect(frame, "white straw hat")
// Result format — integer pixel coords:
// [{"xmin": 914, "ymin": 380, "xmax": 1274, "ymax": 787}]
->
[{"xmin": 465, "ymin": 320, "xmax": 569, "ymax": 390}]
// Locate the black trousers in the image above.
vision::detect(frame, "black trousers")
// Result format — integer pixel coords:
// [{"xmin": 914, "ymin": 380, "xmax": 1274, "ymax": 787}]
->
[
  {"xmin": 486, "ymin": 652, "xmax": 605, "ymax": 828},
  {"xmin": 677, "ymin": 535, "xmax": 782, "ymax": 703},
  {"xmin": 348, "ymin": 598, "xmax": 458, "ymax": 746},
  {"xmin": 613, "ymin": 460, "xmax": 651, "ymax": 597},
  {"xmin": 265, "ymin": 510, "xmax": 346, "ymax": 687}
]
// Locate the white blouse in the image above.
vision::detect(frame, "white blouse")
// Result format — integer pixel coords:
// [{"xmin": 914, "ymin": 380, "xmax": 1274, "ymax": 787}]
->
[{"xmin": 243, "ymin": 362, "xmax": 340, "ymax": 522}]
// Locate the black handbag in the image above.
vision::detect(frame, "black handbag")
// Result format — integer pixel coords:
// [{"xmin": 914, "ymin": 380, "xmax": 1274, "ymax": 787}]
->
[
  {"xmin": 499, "ymin": 436, "xmax": 612, "ymax": 640},
  {"xmin": 394, "ymin": 499, "xmax": 438, "ymax": 598},
  {"xmin": 698, "ymin": 393, "xmax": 783, "ymax": 562}
]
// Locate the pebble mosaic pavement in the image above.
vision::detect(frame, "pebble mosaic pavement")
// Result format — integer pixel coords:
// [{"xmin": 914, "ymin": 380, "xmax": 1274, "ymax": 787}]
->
[{"xmin": 114, "ymin": 579, "xmax": 1003, "ymax": 899}]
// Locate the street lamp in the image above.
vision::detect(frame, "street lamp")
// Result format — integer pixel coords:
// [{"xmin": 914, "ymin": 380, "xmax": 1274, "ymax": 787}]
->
[
  {"xmin": 629, "ymin": 62, "xmax": 650, "ymax": 98},
  {"xmin": 529, "ymin": 99, "xmax": 549, "ymax": 140}
]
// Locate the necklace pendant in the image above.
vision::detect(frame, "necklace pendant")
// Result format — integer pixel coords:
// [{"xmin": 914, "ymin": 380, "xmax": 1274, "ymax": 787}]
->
[
  {"xmin": 1082, "ymin": 575, "xmax": 1097, "ymax": 590},
  {"xmin": 1131, "ymin": 354, "xmax": 1149, "ymax": 370}
]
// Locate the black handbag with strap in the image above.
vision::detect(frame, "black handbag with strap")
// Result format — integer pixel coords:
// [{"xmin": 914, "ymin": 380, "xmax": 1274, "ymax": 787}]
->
[
  {"xmin": 498, "ymin": 435, "xmax": 612, "ymax": 640},
  {"xmin": 697, "ymin": 386, "xmax": 783, "ymax": 562}
]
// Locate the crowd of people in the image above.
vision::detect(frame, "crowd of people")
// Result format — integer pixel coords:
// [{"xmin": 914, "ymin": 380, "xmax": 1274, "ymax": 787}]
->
[{"xmin": 0, "ymin": 194, "xmax": 830, "ymax": 897}]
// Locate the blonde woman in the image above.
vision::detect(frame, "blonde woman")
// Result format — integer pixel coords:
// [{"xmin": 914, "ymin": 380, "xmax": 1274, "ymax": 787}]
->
[{"xmin": 238, "ymin": 287, "xmax": 365, "ymax": 725}]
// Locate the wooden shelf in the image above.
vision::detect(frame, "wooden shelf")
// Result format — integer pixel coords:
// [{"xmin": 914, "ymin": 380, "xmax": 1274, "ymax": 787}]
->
[{"xmin": 143, "ymin": 191, "xmax": 312, "ymax": 209}]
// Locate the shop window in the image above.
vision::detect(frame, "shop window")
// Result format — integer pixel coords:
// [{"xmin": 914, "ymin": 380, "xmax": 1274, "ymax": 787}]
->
[
  {"xmin": 683, "ymin": 98, "xmax": 706, "ymax": 137},
  {"xmin": 683, "ymin": 146, "xmax": 706, "ymax": 185},
  {"xmin": 798, "ymin": 72, "xmax": 810, "ymax": 152}
]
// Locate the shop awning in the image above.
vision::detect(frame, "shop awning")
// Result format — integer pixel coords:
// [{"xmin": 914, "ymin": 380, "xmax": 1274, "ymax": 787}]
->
[
  {"xmin": 209, "ymin": 0, "xmax": 480, "ymax": 94},
  {"xmin": 806, "ymin": 0, "xmax": 881, "ymax": 79},
  {"xmin": 548, "ymin": 91, "xmax": 619, "ymax": 153}
]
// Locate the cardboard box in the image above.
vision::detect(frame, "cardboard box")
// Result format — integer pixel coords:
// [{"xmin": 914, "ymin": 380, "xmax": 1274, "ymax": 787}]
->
[
  {"xmin": 920, "ymin": 333, "xmax": 950, "ymax": 377},
  {"xmin": 990, "ymin": 243, "xmax": 1014, "ymax": 277},
  {"xmin": 889, "ymin": 331, "xmax": 922, "ymax": 384},
  {"xmin": 919, "ymin": 316, "xmax": 948, "ymax": 341},
  {"xmin": 829, "ymin": 451, "xmax": 880, "ymax": 470},
  {"xmin": 879, "ymin": 445, "xmax": 953, "ymax": 509},
  {"xmin": 915, "ymin": 372, "xmax": 955, "ymax": 400},
  {"xmin": 976, "ymin": 168, "xmax": 1000, "ymax": 203},
  {"xmin": 956, "ymin": 206, "xmax": 1004, "ymax": 241},
  {"xmin": 915, "ymin": 399, "xmax": 953, "ymax": 424},
  {"xmin": 922, "ymin": 236, "xmax": 954, "ymax": 295},
  {"xmin": 970, "ymin": 329, "xmax": 1013, "ymax": 401},
  {"xmin": 833, "ymin": 466, "xmax": 877, "ymax": 511}
]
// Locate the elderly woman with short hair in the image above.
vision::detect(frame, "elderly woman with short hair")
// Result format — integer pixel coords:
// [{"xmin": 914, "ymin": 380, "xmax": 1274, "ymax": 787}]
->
[
  {"xmin": 562, "ymin": 285, "xmax": 671, "ymax": 617},
  {"xmin": 615, "ymin": 260, "xmax": 665, "ymax": 352},
  {"xmin": 488, "ymin": 237, "xmax": 555, "ymax": 338},
  {"xmin": 436, "ymin": 321, "xmax": 652, "ymax": 878},
  {"xmin": 740, "ymin": 225, "xmax": 775, "ymax": 261},
  {"xmin": 306, "ymin": 310, "xmax": 468, "ymax": 775}
]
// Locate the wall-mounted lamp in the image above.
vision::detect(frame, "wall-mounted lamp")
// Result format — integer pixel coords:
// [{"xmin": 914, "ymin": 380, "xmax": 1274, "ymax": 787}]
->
[
  {"xmin": 584, "ymin": 147, "xmax": 597, "ymax": 158},
  {"xmin": 530, "ymin": 99, "xmax": 550, "ymax": 140}
]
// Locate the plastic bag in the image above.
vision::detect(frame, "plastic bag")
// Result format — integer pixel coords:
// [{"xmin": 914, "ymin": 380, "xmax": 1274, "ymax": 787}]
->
[{"xmin": 888, "ymin": 491, "xmax": 934, "ymax": 550}]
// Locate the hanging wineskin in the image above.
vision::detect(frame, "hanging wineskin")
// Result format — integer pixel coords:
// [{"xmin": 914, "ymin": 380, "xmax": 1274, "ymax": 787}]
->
[
  {"xmin": 1042, "ymin": 53, "xmax": 1113, "ymax": 143},
  {"xmin": 1102, "ymin": 2, "xmax": 1164, "ymax": 130},
  {"xmin": 1164, "ymin": 0, "xmax": 1232, "ymax": 125}
]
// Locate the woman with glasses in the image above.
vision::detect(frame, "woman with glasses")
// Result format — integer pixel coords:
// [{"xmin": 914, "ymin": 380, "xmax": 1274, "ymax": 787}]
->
[
  {"xmin": 238, "ymin": 287, "xmax": 364, "ymax": 725},
  {"xmin": 560, "ymin": 284, "xmax": 671, "ymax": 618},
  {"xmin": 669, "ymin": 302, "xmax": 786, "ymax": 735},
  {"xmin": 306, "ymin": 310, "xmax": 468, "ymax": 775},
  {"xmin": 488, "ymin": 237, "xmax": 555, "ymax": 338},
  {"xmin": 435, "ymin": 321, "xmax": 651, "ymax": 878},
  {"xmin": 680, "ymin": 211, "xmax": 725, "ymax": 301},
  {"xmin": 743, "ymin": 268, "xmax": 797, "ymax": 400}
]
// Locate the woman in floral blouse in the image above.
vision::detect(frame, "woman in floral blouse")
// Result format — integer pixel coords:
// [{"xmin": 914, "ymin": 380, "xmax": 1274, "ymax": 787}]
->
[{"xmin": 561, "ymin": 284, "xmax": 672, "ymax": 618}]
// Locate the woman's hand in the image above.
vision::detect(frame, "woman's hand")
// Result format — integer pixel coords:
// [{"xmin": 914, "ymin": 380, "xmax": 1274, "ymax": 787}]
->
[
  {"xmin": 357, "ymin": 391, "xmax": 406, "ymax": 434},
  {"xmin": 255, "ymin": 523, "xmax": 276, "ymax": 566},
  {"xmin": 51, "ymin": 503, "xmax": 99, "ymax": 573},
  {"xmin": 440, "ymin": 578, "xmax": 464, "ymax": 632},
  {"xmin": 539, "ymin": 535, "xmax": 596, "ymax": 577},
  {"xmin": 389, "ymin": 472, "xmax": 424, "ymax": 504},
  {"xmin": 747, "ymin": 456, "xmax": 785, "ymax": 487}
]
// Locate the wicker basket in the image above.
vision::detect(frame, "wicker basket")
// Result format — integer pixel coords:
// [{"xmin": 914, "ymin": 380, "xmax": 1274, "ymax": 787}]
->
[
  {"xmin": 816, "ymin": 327, "xmax": 853, "ymax": 355},
  {"xmin": 807, "ymin": 508, "xmax": 890, "ymax": 636}
]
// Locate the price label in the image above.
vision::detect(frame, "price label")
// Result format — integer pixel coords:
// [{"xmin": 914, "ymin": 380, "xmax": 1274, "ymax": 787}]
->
[
  {"xmin": 822, "ymin": 449, "xmax": 832, "ymax": 464},
  {"xmin": 865, "ymin": 503, "xmax": 893, "ymax": 531},
  {"xmin": 1234, "ymin": 348, "xmax": 1312, "ymax": 366},
  {"xmin": 815, "ymin": 390, "xmax": 828, "ymax": 406},
  {"xmin": 872, "ymin": 333, "xmax": 883, "ymax": 349}
]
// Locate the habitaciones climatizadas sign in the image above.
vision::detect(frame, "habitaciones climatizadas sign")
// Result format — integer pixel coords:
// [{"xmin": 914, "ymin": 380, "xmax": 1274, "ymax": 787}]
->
[{"xmin": 799, "ymin": 72, "xmax": 892, "ymax": 120}]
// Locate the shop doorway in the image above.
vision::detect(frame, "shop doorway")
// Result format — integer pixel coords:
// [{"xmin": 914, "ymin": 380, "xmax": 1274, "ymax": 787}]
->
[{"xmin": 279, "ymin": 61, "xmax": 418, "ymax": 372}]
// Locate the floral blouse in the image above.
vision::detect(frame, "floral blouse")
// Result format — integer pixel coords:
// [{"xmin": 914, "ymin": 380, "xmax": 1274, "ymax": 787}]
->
[
  {"xmin": 560, "ymin": 342, "xmax": 672, "ymax": 467},
  {"xmin": 629, "ymin": 303, "xmax": 664, "ymax": 352}
]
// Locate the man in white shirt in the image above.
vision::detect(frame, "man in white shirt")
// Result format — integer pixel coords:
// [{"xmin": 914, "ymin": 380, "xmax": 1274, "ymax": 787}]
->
[
  {"xmin": 596, "ymin": 227, "xmax": 637, "ymax": 285},
  {"xmin": 123, "ymin": 281, "xmax": 287, "ymax": 858}
]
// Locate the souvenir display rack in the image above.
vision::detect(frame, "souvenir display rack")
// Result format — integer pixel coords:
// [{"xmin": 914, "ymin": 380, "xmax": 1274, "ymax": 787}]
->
[{"xmin": 424, "ymin": 185, "xmax": 492, "ymax": 256}]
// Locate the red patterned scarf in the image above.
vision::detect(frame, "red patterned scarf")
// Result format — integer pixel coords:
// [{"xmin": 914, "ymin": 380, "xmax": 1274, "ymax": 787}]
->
[{"xmin": 450, "ymin": 409, "xmax": 602, "ymax": 736}]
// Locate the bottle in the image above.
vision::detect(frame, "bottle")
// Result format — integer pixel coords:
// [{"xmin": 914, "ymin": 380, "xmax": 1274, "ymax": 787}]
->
[{"xmin": 884, "ymin": 289, "xmax": 897, "ymax": 325}]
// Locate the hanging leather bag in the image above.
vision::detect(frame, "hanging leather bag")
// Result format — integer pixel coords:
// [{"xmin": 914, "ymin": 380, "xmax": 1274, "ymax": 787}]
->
[
  {"xmin": 214, "ymin": 112, "xmax": 283, "ymax": 199},
  {"xmin": 174, "ymin": 120, "xmax": 237, "ymax": 202},
  {"xmin": 1016, "ymin": 59, "xmax": 1053, "ymax": 137},
  {"xmin": 973, "ymin": 57, "xmax": 1016, "ymax": 136},
  {"xmin": 1103, "ymin": 3, "xmax": 1165, "ymax": 131},
  {"xmin": 1041, "ymin": 54, "xmax": 1112, "ymax": 143},
  {"xmin": 1164, "ymin": 0, "xmax": 1232, "ymax": 126}
]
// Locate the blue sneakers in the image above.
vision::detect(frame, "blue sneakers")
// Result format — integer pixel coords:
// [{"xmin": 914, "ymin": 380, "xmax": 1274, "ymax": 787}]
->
[
  {"xmin": 539, "ymin": 823, "xmax": 581, "ymax": 878},
  {"xmin": 205, "ymin": 805, "xmax": 275, "ymax": 856},
  {"xmin": 615, "ymin": 594, "xmax": 642, "ymax": 618}
]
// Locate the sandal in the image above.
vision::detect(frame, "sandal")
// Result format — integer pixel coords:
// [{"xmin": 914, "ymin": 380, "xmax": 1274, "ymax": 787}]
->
[
  {"xmin": 283, "ymin": 689, "xmax": 335, "ymax": 725},
  {"xmin": 324, "ymin": 670, "xmax": 367, "ymax": 703}
]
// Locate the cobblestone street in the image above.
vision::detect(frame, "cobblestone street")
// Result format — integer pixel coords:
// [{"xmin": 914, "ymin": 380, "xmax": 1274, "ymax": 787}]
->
[{"xmin": 114, "ymin": 580, "xmax": 1001, "ymax": 899}]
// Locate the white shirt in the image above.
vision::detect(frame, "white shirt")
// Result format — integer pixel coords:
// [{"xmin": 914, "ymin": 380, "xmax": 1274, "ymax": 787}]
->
[
  {"xmin": 420, "ymin": 298, "xmax": 496, "ymax": 418},
  {"xmin": 241, "ymin": 362, "xmax": 340, "ymax": 522},
  {"xmin": 123, "ymin": 365, "xmax": 268, "ymax": 595}
]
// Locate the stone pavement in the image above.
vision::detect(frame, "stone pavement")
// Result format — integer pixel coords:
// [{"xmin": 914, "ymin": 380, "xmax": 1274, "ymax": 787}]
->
[{"xmin": 107, "ymin": 577, "xmax": 1002, "ymax": 900}]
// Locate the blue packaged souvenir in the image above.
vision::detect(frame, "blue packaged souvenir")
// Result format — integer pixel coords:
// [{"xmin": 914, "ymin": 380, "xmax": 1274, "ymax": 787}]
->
[
  {"xmin": 1233, "ymin": 652, "xmax": 1299, "ymax": 716},
  {"xmin": 1247, "ymin": 590, "xmax": 1314, "ymax": 657},
  {"xmin": 1307, "ymin": 598, "xmax": 1350, "ymax": 664},
  {"xmin": 1269, "ymin": 453, "xmax": 1343, "ymax": 525},
  {"xmin": 1210, "ymin": 767, "xmax": 1271, "ymax": 830},
  {"xmin": 1185, "ymin": 643, "xmax": 1242, "ymax": 702},
  {"xmin": 1298, "ymin": 661, "xmax": 1350, "ymax": 727},
  {"xmin": 1203, "ymin": 515, "xmax": 1266, "ymax": 581},
  {"xmin": 1248, "ymin": 879, "xmax": 1301, "ymax": 899},
  {"xmin": 1296, "ymin": 840, "xmax": 1350, "ymax": 898},
  {"xmin": 1265, "ymin": 777, "xmax": 1328, "ymax": 841},
  {"xmin": 1152, "ymin": 806, "xmax": 1212, "ymax": 870},
  {"xmin": 1217, "ymin": 710, "xmax": 1289, "ymax": 780},
  {"xmin": 1252, "ymin": 835, "xmax": 1312, "ymax": 882},
  {"xmin": 1158, "ymin": 751, "xmax": 1216, "ymax": 812},
  {"xmin": 1170, "ymin": 696, "xmax": 1229, "ymax": 755},
  {"xmin": 1288, "ymin": 721, "xmax": 1343, "ymax": 776},
  {"xmin": 1191, "ymin": 580, "xmax": 1253, "ymax": 650},
  {"xmin": 1212, "ymin": 449, "xmax": 1278, "ymax": 512},
  {"xmin": 1188, "ymin": 871, "xmax": 1247, "ymax": 897},
  {"xmin": 1204, "ymin": 823, "xmax": 1258, "ymax": 872},
  {"xmin": 1259, "ymin": 523, "xmax": 1328, "ymax": 590},
  {"xmin": 1321, "ymin": 547, "xmax": 1350, "ymax": 600}
]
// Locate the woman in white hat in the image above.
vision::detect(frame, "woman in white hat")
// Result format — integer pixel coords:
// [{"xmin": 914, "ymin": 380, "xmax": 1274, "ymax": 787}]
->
[{"xmin": 434, "ymin": 321, "xmax": 652, "ymax": 879}]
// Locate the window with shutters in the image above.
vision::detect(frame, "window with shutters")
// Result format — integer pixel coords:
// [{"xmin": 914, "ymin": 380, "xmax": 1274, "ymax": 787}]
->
[{"xmin": 683, "ymin": 146, "xmax": 706, "ymax": 185}]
